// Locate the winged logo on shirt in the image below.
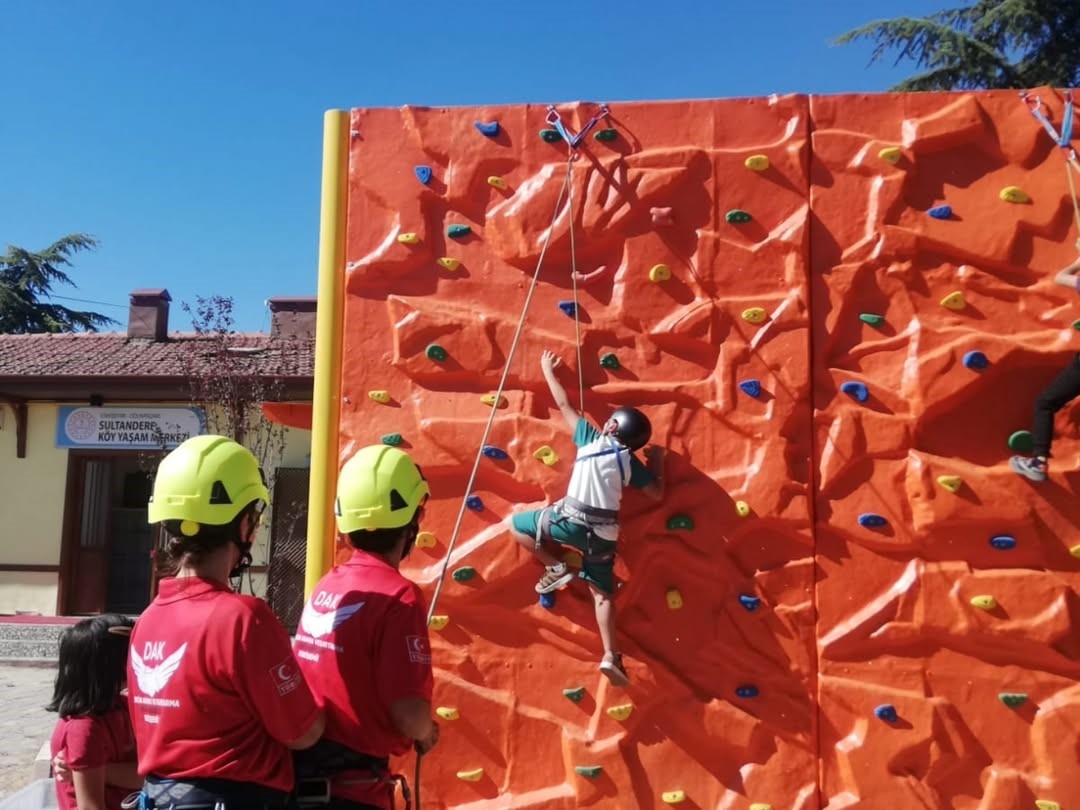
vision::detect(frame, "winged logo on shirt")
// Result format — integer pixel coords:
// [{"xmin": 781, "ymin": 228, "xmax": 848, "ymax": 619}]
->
[
  {"xmin": 299, "ymin": 601, "xmax": 365, "ymax": 639},
  {"xmin": 131, "ymin": 643, "xmax": 187, "ymax": 697}
]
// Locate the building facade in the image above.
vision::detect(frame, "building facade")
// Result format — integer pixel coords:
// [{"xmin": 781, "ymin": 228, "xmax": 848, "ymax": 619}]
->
[{"xmin": 0, "ymin": 290, "xmax": 315, "ymax": 617}]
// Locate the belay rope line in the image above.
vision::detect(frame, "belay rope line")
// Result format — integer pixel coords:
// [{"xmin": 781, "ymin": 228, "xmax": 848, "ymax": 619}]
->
[{"xmin": 1022, "ymin": 89, "xmax": 1080, "ymax": 249}]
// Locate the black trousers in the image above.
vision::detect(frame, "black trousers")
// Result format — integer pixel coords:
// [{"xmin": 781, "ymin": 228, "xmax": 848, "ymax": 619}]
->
[{"xmin": 1031, "ymin": 353, "xmax": 1080, "ymax": 457}]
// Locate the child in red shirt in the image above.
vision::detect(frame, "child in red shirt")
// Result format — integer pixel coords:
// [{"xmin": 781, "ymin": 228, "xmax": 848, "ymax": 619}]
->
[{"xmin": 47, "ymin": 614, "xmax": 140, "ymax": 810}]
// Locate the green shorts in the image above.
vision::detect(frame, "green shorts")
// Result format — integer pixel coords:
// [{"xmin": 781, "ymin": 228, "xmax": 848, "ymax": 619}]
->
[{"xmin": 512, "ymin": 507, "xmax": 617, "ymax": 594}]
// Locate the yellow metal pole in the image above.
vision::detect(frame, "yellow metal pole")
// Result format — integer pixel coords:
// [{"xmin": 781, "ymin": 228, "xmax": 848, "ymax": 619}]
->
[{"xmin": 305, "ymin": 109, "xmax": 349, "ymax": 596}]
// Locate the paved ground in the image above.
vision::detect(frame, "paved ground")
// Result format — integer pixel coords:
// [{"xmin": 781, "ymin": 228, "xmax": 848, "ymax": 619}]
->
[{"xmin": 0, "ymin": 664, "xmax": 56, "ymax": 798}]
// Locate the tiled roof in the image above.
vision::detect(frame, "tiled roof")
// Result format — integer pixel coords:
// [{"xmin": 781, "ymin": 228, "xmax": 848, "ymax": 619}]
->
[{"xmin": 0, "ymin": 332, "xmax": 314, "ymax": 379}]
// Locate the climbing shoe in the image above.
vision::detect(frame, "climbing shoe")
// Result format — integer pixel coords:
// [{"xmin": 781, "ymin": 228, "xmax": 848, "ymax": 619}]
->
[
  {"xmin": 1009, "ymin": 455, "xmax": 1047, "ymax": 482},
  {"xmin": 599, "ymin": 651, "xmax": 630, "ymax": 687},
  {"xmin": 535, "ymin": 563, "xmax": 574, "ymax": 594}
]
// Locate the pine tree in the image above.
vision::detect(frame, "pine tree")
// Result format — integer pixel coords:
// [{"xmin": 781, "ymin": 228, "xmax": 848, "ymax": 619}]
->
[{"xmin": 836, "ymin": 0, "xmax": 1080, "ymax": 91}]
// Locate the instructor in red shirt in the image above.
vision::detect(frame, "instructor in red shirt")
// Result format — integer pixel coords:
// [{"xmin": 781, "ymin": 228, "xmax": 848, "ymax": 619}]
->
[
  {"xmin": 295, "ymin": 445, "xmax": 439, "ymax": 810},
  {"xmin": 130, "ymin": 435, "xmax": 325, "ymax": 808}
]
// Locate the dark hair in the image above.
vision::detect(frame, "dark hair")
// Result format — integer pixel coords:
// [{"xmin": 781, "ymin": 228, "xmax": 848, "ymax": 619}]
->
[
  {"xmin": 346, "ymin": 508, "xmax": 421, "ymax": 554},
  {"xmin": 46, "ymin": 614, "xmax": 134, "ymax": 718},
  {"xmin": 156, "ymin": 501, "xmax": 259, "ymax": 575}
]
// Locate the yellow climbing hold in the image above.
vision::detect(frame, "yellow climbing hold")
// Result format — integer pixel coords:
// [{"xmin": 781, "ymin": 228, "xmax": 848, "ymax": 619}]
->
[
  {"xmin": 606, "ymin": 703, "xmax": 633, "ymax": 721},
  {"xmin": 649, "ymin": 263, "xmax": 672, "ymax": 282},
  {"xmin": 661, "ymin": 791, "xmax": 686, "ymax": 804},
  {"xmin": 940, "ymin": 291, "xmax": 966, "ymax": 311},
  {"xmin": 878, "ymin": 146, "xmax": 902, "ymax": 164},
  {"xmin": 428, "ymin": 615, "xmax": 449, "ymax": 630},
  {"xmin": 436, "ymin": 707, "xmax": 460, "ymax": 720},
  {"xmin": 416, "ymin": 532, "xmax": 437, "ymax": 549},
  {"xmin": 481, "ymin": 393, "xmax": 508, "ymax": 408},
  {"xmin": 397, "ymin": 232, "xmax": 420, "ymax": 245},
  {"xmin": 750, "ymin": 805, "xmax": 774, "ymax": 810},
  {"xmin": 487, "ymin": 176, "xmax": 508, "ymax": 190},
  {"xmin": 735, "ymin": 500, "xmax": 751, "ymax": 518},
  {"xmin": 936, "ymin": 475, "xmax": 963, "ymax": 493},
  {"xmin": 437, "ymin": 257, "xmax": 461, "ymax": 271},
  {"xmin": 456, "ymin": 769, "xmax": 484, "ymax": 782},
  {"xmin": 971, "ymin": 595, "xmax": 997, "ymax": 610},
  {"xmin": 666, "ymin": 588, "xmax": 683, "ymax": 610},
  {"xmin": 1000, "ymin": 185, "xmax": 1030, "ymax": 203},
  {"xmin": 742, "ymin": 307, "xmax": 767, "ymax": 324},
  {"xmin": 1070, "ymin": 545, "xmax": 1080, "ymax": 558},
  {"xmin": 1035, "ymin": 801, "xmax": 1060, "ymax": 810},
  {"xmin": 563, "ymin": 550, "xmax": 583, "ymax": 569},
  {"xmin": 532, "ymin": 445, "xmax": 559, "ymax": 465},
  {"xmin": 368, "ymin": 390, "xmax": 391, "ymax": 404},
  {"xmin": 744, "ymin": 154, "xmax": 769, "ymax": 171}
]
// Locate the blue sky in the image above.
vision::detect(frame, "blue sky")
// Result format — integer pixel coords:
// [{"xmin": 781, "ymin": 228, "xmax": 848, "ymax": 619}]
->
[{"xmin": 2, "ymin": 0, "xmax": 949, "ymax": 332}]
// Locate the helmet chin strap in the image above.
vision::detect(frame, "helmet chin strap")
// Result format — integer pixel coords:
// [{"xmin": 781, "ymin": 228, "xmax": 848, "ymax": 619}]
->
[{"xmin": 228, "ymin": 518, "xmax": 258, "ymax": 582}]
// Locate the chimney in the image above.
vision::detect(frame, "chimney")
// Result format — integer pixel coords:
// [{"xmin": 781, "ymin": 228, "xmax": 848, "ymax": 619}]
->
[
  {"xmin": 268, "ymin": 297, "xmax": 317, "ymax": 338},
  {"xmin": 127, "ymin": 289, "xmax": 171, "ymax": 341}
]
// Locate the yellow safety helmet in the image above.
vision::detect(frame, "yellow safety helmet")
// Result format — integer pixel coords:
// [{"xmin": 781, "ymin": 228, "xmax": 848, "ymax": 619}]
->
[
  {"xmin": 148, "ymin": 435, "xmax": 269, "ymax": 532},
  {"xmin": 335, "ymin": 445, "xmax": 429, "ymax": 533}
]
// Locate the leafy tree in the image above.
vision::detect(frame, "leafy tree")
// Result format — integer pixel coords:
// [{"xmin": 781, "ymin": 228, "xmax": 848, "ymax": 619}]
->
[
  {"xmin": 0, "ymin": 234, "xmax": 117, "ymax": 333},
  {"xmin": 836, "ymin": 0, "xmax": 1080, "ymax": 91}
]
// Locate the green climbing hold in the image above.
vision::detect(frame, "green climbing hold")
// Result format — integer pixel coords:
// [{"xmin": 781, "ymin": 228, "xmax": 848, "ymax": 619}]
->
[
  {"xmin": 452, "ymin": 566, "xmax": 476, "ymax": 583},
  {"xmin": 860, "ymin": 313, "xmax": 885, "ymax": 326},
  {"xmin": 426, "ymin": 344, "xmax": 448, "ymax": 362},
  {"xmin": 381, "ymin": 433, "xmax": 403, "ymax": 447},
  {"xmin": 539, "ymin": 129, "xmax": 562, "ymax": 143},
  {"xmin": 999, "ymin": 692, "xmax": 1028, "ymax": 708},
  {"xmin": 562, "ymin": 686, "xmax": 586, "ymax": 702},
  {"xmin": 599, "ymin": 353, "xmax": 621, "ymax": 370},
  {"xmin": 1008, "ymin": 430, "xmax": 1034, "ymax": 452},
  {"xmin": 575, "ymin": 766, "xmax": 603, "ymax": 779},
  {"xmin": 726, "ymin": 209, "xmax": 752, "ymax": 224},
  {"xmin": 594, "ymin": 128, "xmax": 617, "ymax": 142},
  {"xmin": 447, "ymin": 224, "xmax": 471, "ymax": 238},
  {"xmin": 666, "ymin": 514, "xmax": 695, "ymax": 531},
  {"xmin": 1073, "ymin": 319, "xmax": 1080, "ymax": 331}
]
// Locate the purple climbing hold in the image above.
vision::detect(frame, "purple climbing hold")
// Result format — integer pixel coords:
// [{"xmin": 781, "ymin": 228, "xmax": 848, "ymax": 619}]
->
[
  {"xmin": 928, "ymin": 204, "xmax": 952, "ymax": 219},
  {"xmin": 474, "ymin": 121, "xmax": 500, "ymax": 137},
  {"xmin": 739, "ymin": 379, "xmax": 762, "ymax": 398},
  {"xmin": 738, "ymin": 594, "xmax": 760, "ymax": 611},
  {"xmin": 481, "ymin": 445, "xmax": 509, "ymax": 460},
  {"xmin": 875, "ymin": 704, "xmax": 898, "ymax": 723},
  {"xmin": 859, "ymin": 513, "xmax": 888, "ymax": 528},
  {"xmin": 558, "ymin": 301, "xmax": 576, "ymax": 317},
  {"xmin": 466, "ymin": 495, "xmax": 484, "ymax": 512},
  {"xmin": 414, "ymin": 165, "xmax": 432, "ymax": 185},
  {"xmin": 539, "ymin": 591, "xmax": 557, "ymax": 610},
  {"xmin": 963, "ymin": 351, "xmax": 989, "ymax": 370},
  {"xmin": 841, "ymin": 381, "xmax": 869, "ymax": 402}
]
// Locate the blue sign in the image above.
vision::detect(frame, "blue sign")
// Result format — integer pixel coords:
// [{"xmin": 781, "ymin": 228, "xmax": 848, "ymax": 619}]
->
[{"xmin": 56, "ymin": 406, "xmax": 206, "ymax": 450}]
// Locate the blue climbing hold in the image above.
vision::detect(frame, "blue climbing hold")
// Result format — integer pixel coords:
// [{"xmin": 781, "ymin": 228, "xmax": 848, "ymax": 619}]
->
[
  {"xmin": 474, "ymin": 121, "xmax": 500, "ymax": 137},
  {"xmin": 466, "ymin": 495, "xmax": 484, "ymax": 512},
  {"xmin": 875, "ymin": 704, "xmax": 898, "ymax": 723},
  {"xmin": 539, "ymin": 592, "xmax": 557, "ymax": 610},
  {"xmin": 963, "ymin": 351, "xmax": 989, "ymax": 370},
  {"xmin": 558, "ymin": 301, "xmax": 576, "ymax": 317},
  {"xmin": 859, "ymin": 513, "xmax": 888, "ymax": 528},
  {"xmin": 414, "ymin": 165, "xmax": 432, "ymax": 185},
  {"xmin": 739, "ymin": 379, "xmax": 762, "ymax": 398},
  {"xmin": 738, "ymin": 594, "xmax": 760, "ymax": 611},
  {"xmin": 840, "ymin": 381, "xmax": 869, "ymax": 403},
  {"xmin": 481, "ymin": 445, "xmax": 509, "ymax": 460},
  {"xmin": 928, "ymin": 204, "xmax": 952, "ymax": 219},
  {"xmin": 735, "ymin": 685, "xmax": 759, "ymax": 699},
  {"xmin": 990, "ymin": 535, "xmax": 1016, "ymax": 550}
]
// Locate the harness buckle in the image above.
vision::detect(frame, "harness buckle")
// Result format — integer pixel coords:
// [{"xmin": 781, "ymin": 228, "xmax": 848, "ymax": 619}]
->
[{"xmin": 294, "ymin": 778, "xmax": 332, "ymax": 806}]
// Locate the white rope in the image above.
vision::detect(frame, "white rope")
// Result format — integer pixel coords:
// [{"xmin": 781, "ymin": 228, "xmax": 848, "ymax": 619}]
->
[
  {"xmin": 567, "ymin": 155, "xmax": 585, "ymax": 411},
  {"xmin": 1066, "ymin": 153, "xmax": 1080, "ymax": 250},
  {"xmin": 427, "ymin": 155, "xmax": 576, "ymax": 624}
]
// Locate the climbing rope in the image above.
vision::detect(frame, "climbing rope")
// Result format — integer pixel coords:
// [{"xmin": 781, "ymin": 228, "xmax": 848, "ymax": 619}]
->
[
  {"xmin": 566, "ymin": 145, "xmax": 586, "ymax": 412},
  {"xmin": 1022, "ymin": 89, "xmax": 1080, "ymax": 248},
  {"xmin": 426, "ymin": 151, "xmax": 577, "ymax": 624}
]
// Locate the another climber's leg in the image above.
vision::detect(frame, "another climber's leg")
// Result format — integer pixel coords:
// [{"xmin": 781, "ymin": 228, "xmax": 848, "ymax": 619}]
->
[{"xmin": 1012, "ymin": 353, "xmax": 1080, "ymax": 481}]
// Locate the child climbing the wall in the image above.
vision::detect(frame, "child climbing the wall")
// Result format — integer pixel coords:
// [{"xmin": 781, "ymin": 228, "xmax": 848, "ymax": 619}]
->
[
  {"xmin": 510, "ymin": 350, "xmax": 665, "ymax": 687},
  {"xmin": 1011, "ymin": 253, "xmax": 1080, "ymax": 482}
]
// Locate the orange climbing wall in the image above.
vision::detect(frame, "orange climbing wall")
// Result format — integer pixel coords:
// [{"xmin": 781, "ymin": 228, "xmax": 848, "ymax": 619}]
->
[{"xmin": 334, "ymin": 88, "xmax": 1079, "ymax": 808}]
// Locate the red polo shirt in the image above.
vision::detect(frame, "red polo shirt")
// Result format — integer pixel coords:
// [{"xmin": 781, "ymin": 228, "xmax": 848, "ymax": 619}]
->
[
  {"xmin": 295, "ymin": 551, "xmax": 434, "ymax": 809},
  {"xmin": 129, "ymin": 577, "xmax": 320, "ymax": 793}
]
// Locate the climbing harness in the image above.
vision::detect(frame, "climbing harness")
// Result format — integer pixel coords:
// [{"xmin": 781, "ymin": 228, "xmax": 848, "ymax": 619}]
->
[
  {"xmin": 426, "ymin": 105, "xmax": 609, "ymax": 625},
  {"xmin": 126, "ymin": 777, "xmax": 292, "ymax": 810},
  {"xmin": 1021, "ymin": 89, "xmax": 1080, "ymax": 249},
  {"xmin": 292, "ymin": 739, "xmax": 412, "ymax": 810}
]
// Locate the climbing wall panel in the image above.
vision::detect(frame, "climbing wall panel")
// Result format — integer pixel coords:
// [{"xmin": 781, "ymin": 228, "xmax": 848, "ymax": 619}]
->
[
  {"xmin": 811, "ymin": 89, "xmax": 1080, "ymax": 807},
  {"xmin": 338, "ymin": 97, "xmax": 817, "ymax": 808}
]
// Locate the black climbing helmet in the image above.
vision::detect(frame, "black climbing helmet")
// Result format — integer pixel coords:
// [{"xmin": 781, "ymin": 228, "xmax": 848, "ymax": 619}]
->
[{"xmin": 608, "ymin": 407, "xmax": 651, "ymax": 451}]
